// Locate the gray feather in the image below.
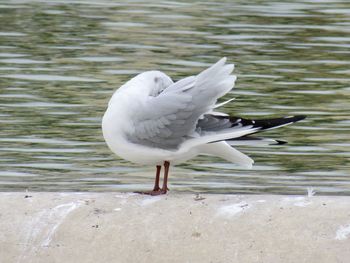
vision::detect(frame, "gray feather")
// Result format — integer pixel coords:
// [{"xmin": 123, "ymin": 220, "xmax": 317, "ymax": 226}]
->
[{"xmin": 127, "ymin": 58, "xmax": 236, "ymax": 149}]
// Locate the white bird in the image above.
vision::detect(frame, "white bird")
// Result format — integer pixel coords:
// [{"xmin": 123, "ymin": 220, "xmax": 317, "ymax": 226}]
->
[{"xmin": 102, "ymin": 58, "xmax": 305, "ymax": 195}]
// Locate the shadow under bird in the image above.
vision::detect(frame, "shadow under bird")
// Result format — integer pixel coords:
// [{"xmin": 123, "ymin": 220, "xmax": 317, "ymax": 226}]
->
[{"xmin": 102, "ymin": 58, "xmax": 306, "ymax": 195}]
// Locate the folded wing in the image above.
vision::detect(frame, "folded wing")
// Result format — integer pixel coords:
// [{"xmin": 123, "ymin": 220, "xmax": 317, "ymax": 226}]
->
[{"xmin": 128, "ymin": 57, "xmax": 238, "ymax": 149}]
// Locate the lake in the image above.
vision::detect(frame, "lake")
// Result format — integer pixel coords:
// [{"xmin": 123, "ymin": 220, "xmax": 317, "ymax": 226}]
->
[{"xmin": 0, "ymin": 0, "xmax": 349, "ymax": 195}]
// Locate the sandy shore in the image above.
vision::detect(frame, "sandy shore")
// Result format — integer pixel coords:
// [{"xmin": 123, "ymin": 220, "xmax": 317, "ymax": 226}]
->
[{"xmin": 1, "ymin": 192, "xmax": 350, "ymax": 263}]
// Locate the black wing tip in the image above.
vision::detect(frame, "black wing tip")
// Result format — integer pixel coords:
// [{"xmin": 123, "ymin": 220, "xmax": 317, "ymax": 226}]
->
[
  {"xmin": 288, "ymin": 115, "xmax": 307, "ymax": 122},
  {"xmin": 275, "ymin": 139, "xmax": 288, "ymax": 145}
]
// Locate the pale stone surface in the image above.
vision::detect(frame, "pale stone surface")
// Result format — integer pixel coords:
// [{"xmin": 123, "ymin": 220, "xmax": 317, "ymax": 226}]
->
[{"xmin": 1, "ymin": 192, "xmax": 350, "ymax": 263}]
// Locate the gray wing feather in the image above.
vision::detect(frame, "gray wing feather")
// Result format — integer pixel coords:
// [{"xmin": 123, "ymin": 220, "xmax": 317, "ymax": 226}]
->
[
  {"xmin": 196, "ymin": 114, "xmax": 234, "ymax": 133},
  {"xmin": 128, "ymin": 58, "xmax": 236, "ymax": 149}
]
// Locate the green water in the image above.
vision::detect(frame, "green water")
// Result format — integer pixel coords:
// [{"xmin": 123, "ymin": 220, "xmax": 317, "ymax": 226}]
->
[{"xmin": 0, "ymin": 0, "xmax": 349, "ymax": 194}]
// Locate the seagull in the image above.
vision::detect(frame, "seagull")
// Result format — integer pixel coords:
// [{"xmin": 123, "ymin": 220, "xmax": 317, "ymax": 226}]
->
[{"xmin": 102, "ymin": 58, "xmax": 305, "ymax": 195}]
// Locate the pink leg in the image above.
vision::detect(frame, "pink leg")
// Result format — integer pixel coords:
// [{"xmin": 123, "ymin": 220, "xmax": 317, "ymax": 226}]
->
[
  {"xmin": 136, "ymin": 162, "xmax": 170, "ymax": 196},
  {"xmin": 160, "ymin": 161, "xmax": 170, "ymax": 193},
  {"xmin": 153, "ymin": 165, "xmax": 161, "ymax": 191}
]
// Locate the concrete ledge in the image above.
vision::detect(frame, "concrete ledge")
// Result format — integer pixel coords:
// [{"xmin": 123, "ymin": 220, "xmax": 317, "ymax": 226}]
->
[{"xmin": 1, "ymin": 192, "xmax": 350, "ymax": 263}]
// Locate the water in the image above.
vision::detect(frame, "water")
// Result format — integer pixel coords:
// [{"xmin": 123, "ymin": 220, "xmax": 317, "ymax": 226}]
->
[{"xmin": 0, "ymin": 0, "xmax": 349, "ymax": 195}]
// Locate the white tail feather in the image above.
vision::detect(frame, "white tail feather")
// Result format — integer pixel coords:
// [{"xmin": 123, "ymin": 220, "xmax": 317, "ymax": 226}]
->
[
  {"xmin": 182, "ymin": 126, "xmax": 259, "ymax": 150},
  {"xmin": 198, "ymin": 142, "xmax": 254, "ymax": 168}
]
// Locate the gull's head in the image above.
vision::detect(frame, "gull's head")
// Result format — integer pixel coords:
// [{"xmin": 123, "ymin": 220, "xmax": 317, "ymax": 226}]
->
[{"xmin": 118, "ymin": 70, "xmax": 173, "ymax": 97}]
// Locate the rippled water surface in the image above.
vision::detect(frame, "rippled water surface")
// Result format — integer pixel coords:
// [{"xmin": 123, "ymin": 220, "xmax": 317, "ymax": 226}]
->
[{"xmin": 0, "ymin": 0, "xmax": 349, "ymax": 194}]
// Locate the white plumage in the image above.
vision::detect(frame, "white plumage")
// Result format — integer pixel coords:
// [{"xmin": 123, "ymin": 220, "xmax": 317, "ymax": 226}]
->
[
  {"xmin": 102, "ymin": 57, "xmax": 254, "ymax": 169},
  {"xmin": 102, "ymin": 57, "xmax": 305, "ymax": 195}
]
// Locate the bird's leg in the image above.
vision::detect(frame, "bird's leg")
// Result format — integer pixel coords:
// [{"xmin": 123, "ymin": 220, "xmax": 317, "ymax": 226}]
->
[
  {"xmin": 153, "ymin": 165, "xmax": 161, "ymax": 191},
  {"xmin": 147, "ymin": 162, "xmax": 170, "ymax": 195},
  {"xmin": 160, "ymin": 161, "xmax": 170, "ymax": 194},
  {"xmin": 135, "ymin": 165, "xmax": 165, "ymax": 195}
]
